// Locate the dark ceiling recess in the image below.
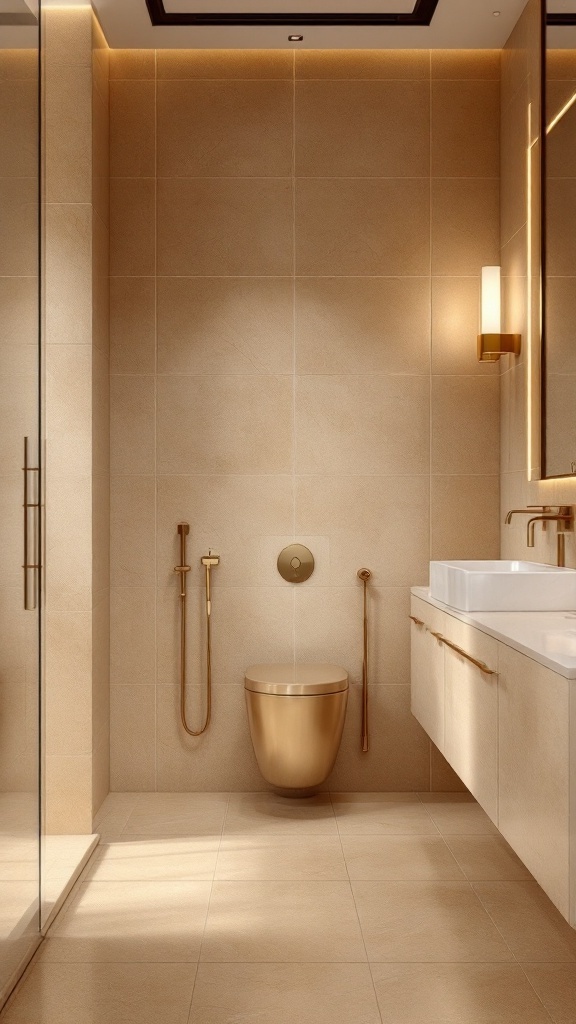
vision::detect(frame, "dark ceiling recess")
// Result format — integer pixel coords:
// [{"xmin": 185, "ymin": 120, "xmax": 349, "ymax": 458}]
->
[
  {"xmin": 145, "ymin": 0, "xmax": 441, "ymax": 27},
  {"xmin": 547, "ymin": 13, "xmax": 576, "ymax": 22}
]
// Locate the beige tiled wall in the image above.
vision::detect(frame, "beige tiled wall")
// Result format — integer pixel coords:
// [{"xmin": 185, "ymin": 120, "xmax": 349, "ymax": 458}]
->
[
  {"xmin": 44, "ymin": 9, "xmax": 110, "ymax": 831},
  {"xmin": 0, "ymin": 49, "xmax": 40, "ymax": 793},
  {"xmin": 500, "ymin": 0, "xmax": 576, "ymax": 564},
  {"xmin": 110, "ymin": 48, "xmax": 501, "ymax": 792}
]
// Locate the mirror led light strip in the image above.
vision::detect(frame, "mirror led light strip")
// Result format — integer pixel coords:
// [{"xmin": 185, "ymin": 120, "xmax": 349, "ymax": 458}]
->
[{"xmin": 145, "ymin": 0, "xmax": 440, "ymax": 26}]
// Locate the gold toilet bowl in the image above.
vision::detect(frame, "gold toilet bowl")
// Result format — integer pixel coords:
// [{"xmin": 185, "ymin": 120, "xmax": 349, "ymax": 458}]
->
[{"xmin": 245, "ymin": 664, "xmax": 349, "ymax": 795}]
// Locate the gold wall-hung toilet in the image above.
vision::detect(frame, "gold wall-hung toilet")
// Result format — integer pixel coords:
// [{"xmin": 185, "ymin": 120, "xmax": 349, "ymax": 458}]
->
[{"xmin": 245, "ymin": 664, "xmax": 349, "ymax": 795}]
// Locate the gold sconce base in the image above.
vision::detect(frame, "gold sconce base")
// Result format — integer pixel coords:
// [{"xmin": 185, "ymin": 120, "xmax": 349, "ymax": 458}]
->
[{"xmin": 477, "ymin": 333, "xmax": 522, "ymax": 362}]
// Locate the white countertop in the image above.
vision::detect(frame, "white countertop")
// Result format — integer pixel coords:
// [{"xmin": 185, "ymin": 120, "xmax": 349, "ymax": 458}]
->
[{"xmin": 411, "ymin": 587, "xmax": 576, "ymax": 679}]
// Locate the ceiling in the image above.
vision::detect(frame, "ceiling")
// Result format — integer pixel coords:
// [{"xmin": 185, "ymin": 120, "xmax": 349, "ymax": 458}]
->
[{"xmin": 86, "ymin": 0, "xmax": 530, "ymax": 48}]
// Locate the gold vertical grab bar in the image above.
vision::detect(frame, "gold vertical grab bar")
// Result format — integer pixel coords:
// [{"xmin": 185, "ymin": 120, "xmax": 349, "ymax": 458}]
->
[
  {"xmin": 357, "ymin": 568, "xmax": 372, "ymax": 753},
  {"xmin": 174, "ymin": 523, "xmax": 219, "ymax": 737},
  {"xmin": 23, "ymin": 437, "xmax": 39, "ymax": 611}
]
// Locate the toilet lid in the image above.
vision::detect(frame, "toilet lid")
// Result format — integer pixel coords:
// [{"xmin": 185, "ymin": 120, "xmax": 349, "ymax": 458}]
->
[{"xmin": 244, "ymin": 663, "xmax": 349, "ymax": 696}]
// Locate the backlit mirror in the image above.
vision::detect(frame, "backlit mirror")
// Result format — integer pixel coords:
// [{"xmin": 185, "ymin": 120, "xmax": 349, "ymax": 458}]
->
[{"xmin": 543, "ymin": 1, "xmax": 576, "ymax": 477}]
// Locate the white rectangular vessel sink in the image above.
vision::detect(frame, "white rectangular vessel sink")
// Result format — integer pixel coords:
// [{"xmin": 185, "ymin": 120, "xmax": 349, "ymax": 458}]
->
[{"xmin": 429, "ymin": 560, "xmax": 576, "ymax": 612}]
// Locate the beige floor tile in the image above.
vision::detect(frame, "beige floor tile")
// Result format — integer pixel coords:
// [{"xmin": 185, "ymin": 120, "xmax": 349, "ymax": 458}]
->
[
  {"xmin": 201, "ymin": 881, "xmax": 366, "ymax": 962},
  {"xmin": 445, "ymin": 835, "xmax": 532, "ymax": 881},
  {"xmin": 188, "ymin": 963, "xmax": 381, "ymax": 1024},
  {"xmin": 352, "ymin": 881, "xmax": 513, "ymax": 962},
  {"xmin": 418, "ymin": 793, "xmax": 499, "ymax": 835},
  {"xmin": 223, "ymin": 793, "xmax": 338, "ymax": 836},
  {"xmin": 215, "ymin": 836, "xmax": 347, "ymax": 881},
  {"xmin": 332, "ymin": 793, "xmax": 439, "ymax": 836},
  {"xmin": 341, "ymin": 835, "xmax": 465, "ymax": 881},
  {"xmin": 40, "ymin": 880, "xmax": 212, "ymax": 963},
  {"xmin": 123, "ymin": 792, "xmax": 229, "ymax": 837},
  {"xmin": 473, "ymin": 881, "xmax": 576, "ymax": 962},
  {"xmin": 523, "ymin": 963, "xmax": 576, "ymax": 1023},
  {"xmin": 84, "ymin": 836, "xmax": 220, "ymax": 882},
  {"xmin": 1, "ymin": 962, "xmax": 197, "ymax": 1024},
  {"xmin": 93, "ymin": 792, "xmax": 139, "ymax": 839},
  {"xmin": 371, "ymin": 962, "xmax": 552, "ymax": 1023}
]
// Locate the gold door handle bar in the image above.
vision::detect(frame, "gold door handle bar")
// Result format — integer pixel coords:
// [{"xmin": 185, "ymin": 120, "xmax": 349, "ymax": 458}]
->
[
  {"xmin": 23, "ymin": 437, "xmax": 40, "ymax": 611},
  {"xmin": 409, "ymin": 615, "xmax": 425, "ymax": 627},
  {"xmin": 429, "ymin": 631, "xmax": 496, "ymax": 676}
]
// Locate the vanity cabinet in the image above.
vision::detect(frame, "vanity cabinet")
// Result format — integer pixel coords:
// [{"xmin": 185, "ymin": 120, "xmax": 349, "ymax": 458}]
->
[{"xmin": 410, "ymin": 590, "xmax": 575, "ymax": 925}]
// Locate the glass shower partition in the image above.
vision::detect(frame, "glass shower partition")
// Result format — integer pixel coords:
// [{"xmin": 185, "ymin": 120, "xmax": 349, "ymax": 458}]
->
[{"xmin": 0, "ymin": 0, "xmax": 43, "ymax": 1008}]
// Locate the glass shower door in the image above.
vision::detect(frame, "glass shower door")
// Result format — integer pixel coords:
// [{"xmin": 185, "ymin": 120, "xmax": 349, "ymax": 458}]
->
[{"xmin": 0, "ymin": 0, "xmax": 42, "ymax": 1004}]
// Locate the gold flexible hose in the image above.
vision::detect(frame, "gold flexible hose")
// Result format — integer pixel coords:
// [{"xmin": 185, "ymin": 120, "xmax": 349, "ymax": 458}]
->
[
  {"xmin": 357, "ymin": 568, "xmax": 372, "ymax": 753},
  {"xmin": 175, "ymin": 523, "xmax": 213, "ymax": 737}
]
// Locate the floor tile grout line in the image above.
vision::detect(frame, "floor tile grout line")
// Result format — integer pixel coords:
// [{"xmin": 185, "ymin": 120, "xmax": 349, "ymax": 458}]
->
[
  {"xmin": 516, "ymin": 963, "xmax": 558, "ymax": 1023},
  {"xmin": 465, "ymin": 880, "xmax": 521, "ymax": 966},
  {"xmin": 347, "ymin": 876, "xmax": 384, "ymax": 1023}
]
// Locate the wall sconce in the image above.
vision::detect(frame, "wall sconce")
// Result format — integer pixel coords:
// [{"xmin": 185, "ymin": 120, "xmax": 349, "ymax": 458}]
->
[{"xmin": 477, "ymin": 266, "xmax": 521, "ymax": 362}]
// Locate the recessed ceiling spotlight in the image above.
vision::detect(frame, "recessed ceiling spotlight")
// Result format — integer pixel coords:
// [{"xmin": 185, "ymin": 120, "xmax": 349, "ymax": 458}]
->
[
  {"xmin": 492, "ymin": 9, "xmax": 501, "ymax": 15},
  {"xmin": 289, "ymin": 34, "xmax": 304, "ymax": 41}
]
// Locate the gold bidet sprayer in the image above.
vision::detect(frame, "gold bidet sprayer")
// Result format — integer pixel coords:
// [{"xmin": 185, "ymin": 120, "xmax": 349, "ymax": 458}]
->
[{"xmin": 174, "ymin": 523, "xmax": 220, "ymax": 736}]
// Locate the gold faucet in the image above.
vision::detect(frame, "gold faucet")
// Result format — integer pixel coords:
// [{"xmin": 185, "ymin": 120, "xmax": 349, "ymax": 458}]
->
[
  {"xmin": 504, "ymin": 506, "xmax": 550, "ymax": 525},
  {"xmin": 526, "ymin": 507, "xmax": 573, "ymax": 567},
  {"xmin": 504, "ymin": 506, "xmax": 574, "ymax": 567}
]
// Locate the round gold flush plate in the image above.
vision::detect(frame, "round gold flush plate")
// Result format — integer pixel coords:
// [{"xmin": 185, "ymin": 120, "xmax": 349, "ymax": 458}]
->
[{"xmin": 277, "ymin": 544, "xmax": 315, "ymax": 584}]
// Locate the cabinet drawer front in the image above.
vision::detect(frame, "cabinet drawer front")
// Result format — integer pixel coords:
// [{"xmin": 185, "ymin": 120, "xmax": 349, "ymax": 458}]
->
[
  {"xmin": 410, "ymin": 597, "xmax": 445, "ymax": 750},
  {"xmin": 498, "ymin": 643, "xmax": 570, "ymax": 919},
  {"xmin": 443, "ymin": 619, "xmax": 499, "ymax": 825}
]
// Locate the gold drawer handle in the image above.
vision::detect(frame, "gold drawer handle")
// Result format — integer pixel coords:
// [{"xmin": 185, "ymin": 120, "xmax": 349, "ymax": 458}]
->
[
  {"xmin": 409, "ymin": 615, "xmax": 425, "ymax": 627},
  {"xmin": 429, "ymin": 631, "xmax": 496, "ymax": 676}
]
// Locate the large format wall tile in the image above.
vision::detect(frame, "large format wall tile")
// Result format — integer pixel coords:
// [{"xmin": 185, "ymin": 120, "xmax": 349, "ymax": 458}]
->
[
  {"xmin": 110, "ymin": 178, "xmax": 155, "ymax": 276},
  {"xmin": 110, "ymin": 685, "xmax": 156, "ymax": 791},
  {"xmin": 0, "ymin": 79, "xmax": 39, "ymax": 179},
  {"xmin": 296, "ymin": 278, "xmax": 430, "ymax": 376},
  {"xmin": 45, "ymin": 65, "xmax": 92, "ymax": 203},
  {"xmin": 431, "ymin": 178, "xmax": 500, "ymax": 275},
  {"xmin": 431, "ymin": 376, "xmax": 500, "ymax": 476},
  {"xmin": 296, "ymin": 49, "xmax": 430, "ymax": 80},
  {"xmin": 431, "ymin": 475, "xmax": 500, "ymax": 560},
  {"xmin": 296, "ymin": 178, "xmax": 430, "ymax": 276},
  {"xmin": 156, "ymin": 49, "xmax": 293, "ymax": 80},
  {"xmin": 110, "ymin": 375, "xmax": 155, "ymax": 475},
  {"xmin": 157, "ymin": 81, "xmax": 293, "ymax": 177},
  {"xmin": 110, "ymin": 277, "xmax": 156, "ymax": 375},
  {"xmin": 156, "ymin": 684, "xmax": 263, "ymax": 791},
  {"xmin": 157, "ymin": 277, "xmax": 293, "ymax": 375},
  {"xmin": 110, "ymin": 587, "xmax": 156, "ymax": 687},
  {"xmin": 431, "ymin": 81, "xmax": 500, "ymax": 178},
  {"xmin": 157, "ymin": 178, "xmax": 293, "ymax": 276},
  {"xmin": 295, "ymin": 375, "xmax": 430, "ymax": 476},
  {"xmin": 157, "ymin": 374, "xmax": 294, "ymax": 475},
  {"xmin": 296, "ymin": 80, "xmax": 430, "ymax": 177},
  {"xmin": 110, "ymin": 81, "xmax": 155, "ymax": 178}
]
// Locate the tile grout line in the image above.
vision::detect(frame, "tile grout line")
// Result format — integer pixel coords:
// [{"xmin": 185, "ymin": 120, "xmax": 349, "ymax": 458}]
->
[
  {"xmin": 328, "ymin": 794, "xmax": 384, "ymax": 1023},
  {"xmin": 184, "ymin": 793, "xmax": 230, "ymax": 1024},
  {"xmin": 516, "ymin": 963, "xmax": 557, "ymax": 1023}
]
